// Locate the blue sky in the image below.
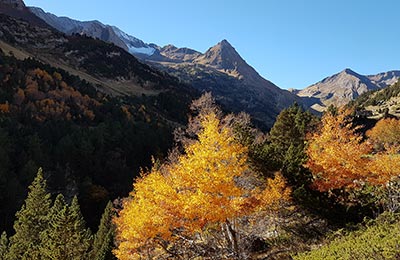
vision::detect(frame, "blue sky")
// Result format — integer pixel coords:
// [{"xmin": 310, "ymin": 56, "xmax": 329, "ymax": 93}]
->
[{"xmin": 24, "ymin": 0, "xmax": 400, "ymax": 89}]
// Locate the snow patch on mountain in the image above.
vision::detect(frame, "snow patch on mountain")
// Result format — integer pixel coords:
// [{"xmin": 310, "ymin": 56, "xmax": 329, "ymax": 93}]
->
[
  {"xmin": 111, "ymin": 26, "xmax": 155, "ymax": 56},
  {"xmin": 127, "ymin": 45, "xmax": 155, "ymax": 55}
]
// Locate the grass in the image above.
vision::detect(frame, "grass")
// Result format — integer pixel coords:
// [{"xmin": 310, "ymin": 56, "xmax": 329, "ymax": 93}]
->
[{"xmin": 294, "ymin": 212, "xmax": 400, "ymax": 260}]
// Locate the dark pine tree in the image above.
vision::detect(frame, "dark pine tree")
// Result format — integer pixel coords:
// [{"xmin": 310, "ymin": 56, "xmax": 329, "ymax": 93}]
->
[{"xmin": 268, "ymin": 103, "xmax": 316, "ymax": 186}]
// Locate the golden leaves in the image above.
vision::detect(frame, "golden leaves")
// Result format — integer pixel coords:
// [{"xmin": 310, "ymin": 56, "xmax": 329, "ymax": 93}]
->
[
  {"xmin": 367, "ymin": 118, "xmax": 400, "ymax": 153},
  {"xmin": 113, "ymin": 111, "xmax": 291, "ymax": 259},
  {"xmin": 306, "ymin": 109, "xmax": 400, "ymax": 192}
]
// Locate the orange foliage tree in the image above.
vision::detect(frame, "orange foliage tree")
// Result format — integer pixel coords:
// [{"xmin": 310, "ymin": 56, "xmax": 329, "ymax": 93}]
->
[
  {"xmin": 306, "ymin": 109, "xmax": 372, "ymax": 191},
  {"xmin": 367, "ymin": 118, "xmax": 400, "ymax": 153},
  {"xmin": 306, "ymin": 109, "xmax": 400, "ymax": 200},
  {"xmin": 114, "ymin": 110, "xmax": 290, "ymax": 259},
  {"xmin": 367, "ymin": 118, "xmax": 400, "ymax": 211}
]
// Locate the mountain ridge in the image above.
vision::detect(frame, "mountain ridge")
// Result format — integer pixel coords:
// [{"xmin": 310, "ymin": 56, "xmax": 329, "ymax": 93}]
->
[
  {"xmin": 26, "ymin": 4, "xmax": 303, "ymax": 129},
  {"xmin": 295, "ymin": 68, "xmax": 400, "ymax": 111},
  {"xmin": 145, "ymin": 39, "xmax": 301, "ymax": 128},
  {"xmin": 11, "ymin": 1, "xmax": 400, "ymax": 118},
  {"xmin": 29, "ymin": 6, "xmax": 156, "ymax": 57}
]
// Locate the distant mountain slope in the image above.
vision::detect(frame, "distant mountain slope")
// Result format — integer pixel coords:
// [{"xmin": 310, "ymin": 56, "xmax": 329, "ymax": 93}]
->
[
  {"xmin": 155, "ymin": 44, "xmax": 202, "ymax": 63},
  {"xmin": 295, "ymin": 68, "xmax": 400, "ymax": 111},
  {"xmin": 0, "ymin": 13, "xmax": 196, "ymax": 99},
  {"xmin": 367, "ymin": 70, "xmax": 400, "ymax": 88},
  {"xmin": 29, "ymin": 6, "xmax": 156, "ymax": 57},
  {"xmin": 349, "ymin": 79, "xmax": 400, "ymax": 118}
]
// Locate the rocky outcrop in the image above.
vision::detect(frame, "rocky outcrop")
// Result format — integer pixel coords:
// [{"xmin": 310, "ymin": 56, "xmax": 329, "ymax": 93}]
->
[{"xmin": 0, "ymin": 0, "xmax": 48, "ymax": 27}]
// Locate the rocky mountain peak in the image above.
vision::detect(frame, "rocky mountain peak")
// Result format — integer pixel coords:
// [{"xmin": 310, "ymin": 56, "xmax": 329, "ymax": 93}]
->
[
  {"xmin": 0, "ymin": 0, "xmax": 25, "ymax": 9},
  {"xmin": 218, "ymin": 39, "xmax": 233, "ymax": 48},
  {"xmin": 320, "ymin": 68, "xmax": 367, "ymax": 85},
  {"xmin": 197, "ymin": 39, "xmax": 243, "ymax": 71},
  {"xmin": 343, "ymin": 68, "xmax": 355, "ymax": 74},
  {"xmin": 341, "ymin": 68, "xmax": 361, "ymax": 77},
  {"xmin": 161, "ymin": 44, "xmax": 178, "ymax": 52}
]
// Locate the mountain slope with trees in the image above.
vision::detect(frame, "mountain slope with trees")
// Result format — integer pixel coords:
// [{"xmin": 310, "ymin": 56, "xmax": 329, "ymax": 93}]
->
[
  {"xmin": 1, "ymin": 1, "xmax": 399, "ymax": 259},
  {"xmin": 349, "ymin": 79, "xmax": 400, "ymax": 118},
  {"xmin": 0, "ymin": 39, "xmax": 195, "ymax": 234}
]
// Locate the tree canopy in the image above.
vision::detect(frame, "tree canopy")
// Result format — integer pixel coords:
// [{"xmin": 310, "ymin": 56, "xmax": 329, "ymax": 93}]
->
[{"xmin": 114, "ymin": 98, "xmax": 291, "ymax": 259}]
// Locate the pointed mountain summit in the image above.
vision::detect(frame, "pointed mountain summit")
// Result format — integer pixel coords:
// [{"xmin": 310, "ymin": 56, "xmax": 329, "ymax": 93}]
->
[
  {"xmin": 194, "ymin": 39, "xmax": 260, "ymax": 81},
  {"xmin": 148, "ymin": 39, "xmax": 300, "ymax": 128},
  {"xmin": 195, "ymin": 39, "xmax": 242, "ymax": 70}
]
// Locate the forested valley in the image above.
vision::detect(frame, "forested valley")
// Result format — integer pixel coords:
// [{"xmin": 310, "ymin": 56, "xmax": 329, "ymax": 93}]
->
[
  {"xmin": 0, "ymin": 3, "xmax": 399, "ymax": 258},
  {"xmin": 0, "ymin": 48, "xmax": 399, "ymax": 259}
]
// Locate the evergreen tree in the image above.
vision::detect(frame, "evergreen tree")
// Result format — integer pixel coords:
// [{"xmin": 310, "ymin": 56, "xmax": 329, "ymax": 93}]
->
[
  {"xmin": 269, "ymin": 104, "xmax": 309, "ymax": 163},
  {"xmin": 267, "ymin": 103, "xmax": 316, "ymax": 185},
  {"xmin": 0, "ymin": 231, "xmax": 9, "ymax": 259},
  {"xmin": 39, "ymin": 194, "xmax": 66, "ymax": 260},
  {"xmin": 91, "ymin": 201, "xmax": 115, "ymax": 260},
  {"xmin": 6, "ymin": 168, "xmax": 51, "ymax": 260},
  {"xmin": 40, "ymin": 195, "xmax": 92, "ymax": 260},
  {"xmin": 69, "ymin": 196, "xmax": 93, "ymax": 259}
]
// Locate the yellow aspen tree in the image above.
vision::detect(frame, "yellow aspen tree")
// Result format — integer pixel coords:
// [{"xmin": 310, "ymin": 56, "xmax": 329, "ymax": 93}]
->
[{"xmin": 114, "ymin": 112, "xmax": 290, "ymax": 259}]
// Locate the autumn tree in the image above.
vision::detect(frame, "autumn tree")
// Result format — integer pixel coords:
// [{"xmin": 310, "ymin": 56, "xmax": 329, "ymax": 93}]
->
[
  {"xmin": 306, "ymin": 109, "xmax": 400, "ymax": 209},
  {"xmin": 305, "ymin": 109, "xmax": 373, "ymax": 192},
  {"xmin": 367, "ymin": 118, "xmax": 400, "ymax": 211},
  {"xmin": 367, "ymin": 118, "xmax": 400, "ymax": 153},
  {"xmin": 114, "ymin": 97, "xmax": 291, "ymax": 259}
]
